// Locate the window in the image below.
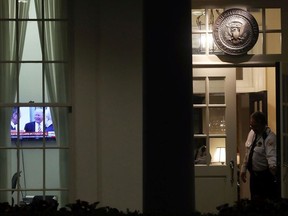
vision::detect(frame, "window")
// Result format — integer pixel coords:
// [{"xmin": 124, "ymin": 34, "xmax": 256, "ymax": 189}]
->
[
  {"xmin": 193, "ymin": 75, "xmax": 227, "ymax": 166},
  {"xmin": 191, "ymin": 8, "xmax": 282, "ymax": 55},
  {"xmin": 0, "ymin": 0, "xmax": 70, "ymax": 207}
]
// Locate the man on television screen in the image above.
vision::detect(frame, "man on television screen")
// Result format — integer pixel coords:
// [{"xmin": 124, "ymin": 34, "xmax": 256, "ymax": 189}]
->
[
  {"xmin": 45, "ymin": 109, "xmax": 54, "ymax": 132},
  {"xmin": 11, "ymin": 107, "xmax": 19, "ymax": 131},
  {"xmin": 24, "ymin": 108, "xmax": 44, "ymax": 132}
]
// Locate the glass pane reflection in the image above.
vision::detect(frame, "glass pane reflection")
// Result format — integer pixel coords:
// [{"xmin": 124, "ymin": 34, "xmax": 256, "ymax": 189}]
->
[
  {"xmin": 265, "ymin": 8, "xmax": 281, "ymax": 30},
  {"xmin": 193, "ymin": 107, "xmax": 206, "ymax": 134},
  {"xmin": 266, "ymin": 33, "xmax": 281, "ymax": 54},
  {"xmin": 193, "ymin": 77, "xmax": 206, "ymax": 104},
  {"xmin": 194, "ymin": 137, "xmax": 211, "ymax": 165},
  {"xmin": 209, "ymin": 77, "xmax": 225, "ymax": 104},
  {"xmin": 210, "ymin": 137, "xmax": 226, "ymax": 165},
  {"xmin": 209, "ymin": 108, "xmax": 225, "ymax": 134}
]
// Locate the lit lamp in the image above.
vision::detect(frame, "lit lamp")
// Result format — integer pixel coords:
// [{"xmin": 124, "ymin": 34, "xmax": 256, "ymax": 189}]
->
[{"xmin": 213, "ymin": 147, "xmax": 226, "ymax": 165}]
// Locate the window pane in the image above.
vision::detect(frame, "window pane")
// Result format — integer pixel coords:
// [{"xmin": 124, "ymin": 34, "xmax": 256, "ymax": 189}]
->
[
  {"xmin": 44, "ymin": 63, "xmax": 69, "ymax": 103},
  {"xmin": 191, "ymin": 9, "xmax": 205, "ymax": 31},
  {"xmin": 44, "ymin": 21, "xmax": 68, "ymax": 61},
  {"xmin": 248, "ymin": 33, "xmax": 263, "ymax": 54},
  {"xmin": 208, "ymin": 9, "xmax": 223, "ymax": 31},
  {"xmin": 266, "ymin": 8, "xmax": 281, "ymax": 30},
  {"xmin": 46, "ymin": 149, "xmax": 60, "ymax": 188},
  {"xmin": 209, "ymin": 33, "xmax": 222, "ymax": 54},
  {"xmin": 0, "ymin": 151, "xmax": 13, "ymax": 203},
  {"xmin": 266, "ymin": 33, "xmax": 281, "ymax": 54},
  {"xmin": 194, "ymin": 137, "xmax": 211, "ymax": 165},
  {"xmin": 0, "ymin": 21, "xmax": 16, "ymax": 61},
  {"xmin": 210, "ymin": 137, "xmax": 226, "ymax": 165},
  {"xmin": 21, "ymin": 149, "xmax": 44, "ymax": 189},
  {"xmin": 0, "ymin": 64, "xmax": 17, "ymax": 103},
  {"xmin": 18, "ymin": 0, "xmax": 35, "ymax": 19},
  {"xmin": 48, "ymin": 107, "xmax": 71, "ymax": 148},
  {"xmin": 19, "ymin": 63, "xmax": 43, "ymax": 103},
  {"xmin": 249, "ymin": 8, "xmax": 262, "ymax": 31},
  {"xmin": 0, "ymin": 108, "xmax": 15, "ymax": 147},
  {"xmin": 192, "ymin": 33, "xmax": 201, "ymax": 54},
  {"xmin": 27, "ymin": 0, "xmax": 40, "ymax": 19},
  {"xmin": 46, "ymin": 149, "xmax": 69, "ymax": 188},
  {"xmin": 209, "ymin": 77, "xmax": 225, "ymax": 104},
  {"xmin": 209, "ymin": 108, "xmax": 225, "ymax": 134},
  {"xmin": 21, "ymin": 21, "xmax": 42, "ymax": 61},
  {"xmin": 44, "ymin": 0, "xmax": 68, "ymax": 19},
  {"xmin": 193, "ymin": 77, "xmax": 206, "ymax": 104},
  {"xmin": 193, "ymin": 107, "xmax": 206, "ymax": 134},
  {"xmin": 0, "ymin": 0, "xmax": 16, "ymax": 18}
]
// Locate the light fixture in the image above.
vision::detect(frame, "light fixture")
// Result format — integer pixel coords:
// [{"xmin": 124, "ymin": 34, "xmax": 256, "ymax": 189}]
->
[
  {"xmin": 18, "ymin": 0, "xmax": 28, "ymax": 3},
  {"xmin": 213, "ymin": 147, "xmax": 226, "ymax": 165}
]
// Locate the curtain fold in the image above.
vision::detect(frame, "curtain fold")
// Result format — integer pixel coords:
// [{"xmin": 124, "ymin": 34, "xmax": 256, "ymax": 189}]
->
[
  {"xmin": 35, "ymin": 0, "xmax": 69, "ymax": 205},
  {"xmin": 0, "ymin": 0, "xmax": 29, "ymax": 202}
]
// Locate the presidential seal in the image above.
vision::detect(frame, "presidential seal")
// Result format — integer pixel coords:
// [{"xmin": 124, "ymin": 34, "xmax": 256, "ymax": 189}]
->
[{"xmin": 212, "ymin": 8, "xmax": 259, "ymax": 55}]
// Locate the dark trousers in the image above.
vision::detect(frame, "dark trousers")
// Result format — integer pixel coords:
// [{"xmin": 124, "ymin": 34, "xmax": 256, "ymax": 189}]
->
[{"xmin": 249, "ymin": 169, "xmax": 278, "ymax": 200}]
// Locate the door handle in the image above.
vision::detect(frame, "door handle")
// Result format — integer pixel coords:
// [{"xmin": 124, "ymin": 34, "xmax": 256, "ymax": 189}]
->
[{"xmin": 229, "ymin": 159, "xmax": 234, "ymax": 184}]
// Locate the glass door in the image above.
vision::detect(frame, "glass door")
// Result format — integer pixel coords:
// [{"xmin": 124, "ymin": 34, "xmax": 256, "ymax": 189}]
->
[{"xmin": 193, "ymin": 67, "xmax": 237, "ymax": 213}]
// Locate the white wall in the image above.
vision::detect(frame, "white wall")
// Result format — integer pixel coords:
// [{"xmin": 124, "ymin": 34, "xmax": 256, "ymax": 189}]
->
[{"xmin": 73, "ymin": 0, "xmax": 143, "ymax": 211}]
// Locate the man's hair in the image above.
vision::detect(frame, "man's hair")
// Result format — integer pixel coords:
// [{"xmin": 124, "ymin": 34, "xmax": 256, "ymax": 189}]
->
[{"xmin": 251, "ymin": 111, "xmax": 267, "ymax": 125}]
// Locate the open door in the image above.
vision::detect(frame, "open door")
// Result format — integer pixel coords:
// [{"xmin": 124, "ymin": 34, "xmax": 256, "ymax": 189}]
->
[{"xmin": 193, "ymin": 68, "xmax": 237, "ymax": 213}]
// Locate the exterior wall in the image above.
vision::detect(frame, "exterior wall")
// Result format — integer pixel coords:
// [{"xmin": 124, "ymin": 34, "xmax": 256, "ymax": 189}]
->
[
  {"xmin": 73, "ymin": 0, "xmax": 143, "ymax": 211},
  {"xmin": 71, "ymin": 0, "xmax": 288, "ymax": 213}
]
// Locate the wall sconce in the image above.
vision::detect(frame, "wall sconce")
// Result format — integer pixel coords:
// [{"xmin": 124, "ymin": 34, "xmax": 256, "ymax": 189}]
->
[{"xmin": 213, "ymin": 147, "xmax": 226, "ymax": 165}]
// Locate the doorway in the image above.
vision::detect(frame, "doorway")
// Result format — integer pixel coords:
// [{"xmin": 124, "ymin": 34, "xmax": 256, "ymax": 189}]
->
[
  {"xmin": 236, "ymin": 66, "xmax": 277, "ymax": 200},
  {"xmin": 193, "ymin": 65, "xmax": 279, "ymax": 213}
]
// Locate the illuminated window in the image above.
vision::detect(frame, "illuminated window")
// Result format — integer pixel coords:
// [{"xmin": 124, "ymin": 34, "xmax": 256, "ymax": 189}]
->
[{"xmin": 0, "ymin": 0, "xmax": 70, "ymax": 207}]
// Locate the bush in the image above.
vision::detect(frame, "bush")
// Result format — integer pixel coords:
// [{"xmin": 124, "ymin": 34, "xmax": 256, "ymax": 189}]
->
[
  {"xmin": 216, "ymin": 198, "xmax": 288, "ymax": 216},
  {"xmin": 1, "ymin": 198, "xmax": 288, "ymax": 216}
]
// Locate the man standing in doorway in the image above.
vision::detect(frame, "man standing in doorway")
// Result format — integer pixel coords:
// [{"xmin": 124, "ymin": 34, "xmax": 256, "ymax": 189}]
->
[{"xmin": 240, "ymin": 111, "xmax": 278, "ymax": 200}]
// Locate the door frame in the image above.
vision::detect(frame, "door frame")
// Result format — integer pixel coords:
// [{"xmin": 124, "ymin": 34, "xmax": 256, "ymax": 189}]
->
[{"xmin": 192, "ymin": 62, "xmax": 281, "ymax": 205}]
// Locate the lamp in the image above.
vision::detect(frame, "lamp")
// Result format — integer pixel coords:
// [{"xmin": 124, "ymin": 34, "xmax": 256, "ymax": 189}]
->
[{"xmin": 213, "ymin": 147, "xmax": 226, "ymax": 165}]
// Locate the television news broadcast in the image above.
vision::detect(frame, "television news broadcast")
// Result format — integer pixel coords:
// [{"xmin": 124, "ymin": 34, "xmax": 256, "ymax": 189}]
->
[{"xmin": 10, "ymin": 107, "xmax": 56, "ymax": 140}]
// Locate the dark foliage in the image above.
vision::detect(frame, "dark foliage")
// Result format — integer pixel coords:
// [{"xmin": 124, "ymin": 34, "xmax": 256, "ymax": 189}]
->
[
  {"xmin": 0, "ymin": 198, "xmax": 288, "ymax": 216},
  {"xmin": 216, "ymin": 198, "xmax": 288, "ymax": 216}
]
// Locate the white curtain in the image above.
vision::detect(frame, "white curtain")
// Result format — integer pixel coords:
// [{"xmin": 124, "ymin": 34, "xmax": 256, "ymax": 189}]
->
[
  {"xmin": 0, "ymin": 0, "xmax": 29, "ymax": 202},
  {"xmin": 35, "ymin": 0, "xmax": 69, "ymax": 205}
]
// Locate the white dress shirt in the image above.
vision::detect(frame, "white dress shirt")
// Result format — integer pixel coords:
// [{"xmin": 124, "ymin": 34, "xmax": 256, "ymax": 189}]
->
[{"xmin": 241, "ymin": 127, "xmax": 276, "ymax": 172}]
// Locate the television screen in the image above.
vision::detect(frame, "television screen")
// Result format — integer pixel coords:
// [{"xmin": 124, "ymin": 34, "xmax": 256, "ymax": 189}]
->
[{"xmin": 11, "ymin": 107, "xmax": 56, "ymax": 140}]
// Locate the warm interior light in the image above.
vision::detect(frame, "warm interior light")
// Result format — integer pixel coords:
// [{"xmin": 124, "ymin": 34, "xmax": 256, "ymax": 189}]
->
[
  {"xmin": 237, "ymin": 153, "xmax": 240, "ymax": 165},
  {"xmin": 200, "ymin": 34, "xmax": 214, "ymax": 51},
  {"xmin": 213, "ymin": 147, "xmax": 226, "ymax": 164}
]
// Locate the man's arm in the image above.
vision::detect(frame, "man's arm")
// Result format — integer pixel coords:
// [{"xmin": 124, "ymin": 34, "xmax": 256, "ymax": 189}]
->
[{"xmin": 265, "ymin": 132, "xmax": 277, "ymax": 175}]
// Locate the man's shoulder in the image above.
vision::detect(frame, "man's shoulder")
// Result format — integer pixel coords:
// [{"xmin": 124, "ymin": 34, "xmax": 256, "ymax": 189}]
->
[
  {"xmin": 25, "ymin": 121, "xmax": 35, "ymax": 127},
  {"xmin": 25, "ymin": 121, "xmax": 35, "ymax": 125},
  {"xmin": 266, "ymin": 127, "xmax": 276, "ymax": 138}
]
